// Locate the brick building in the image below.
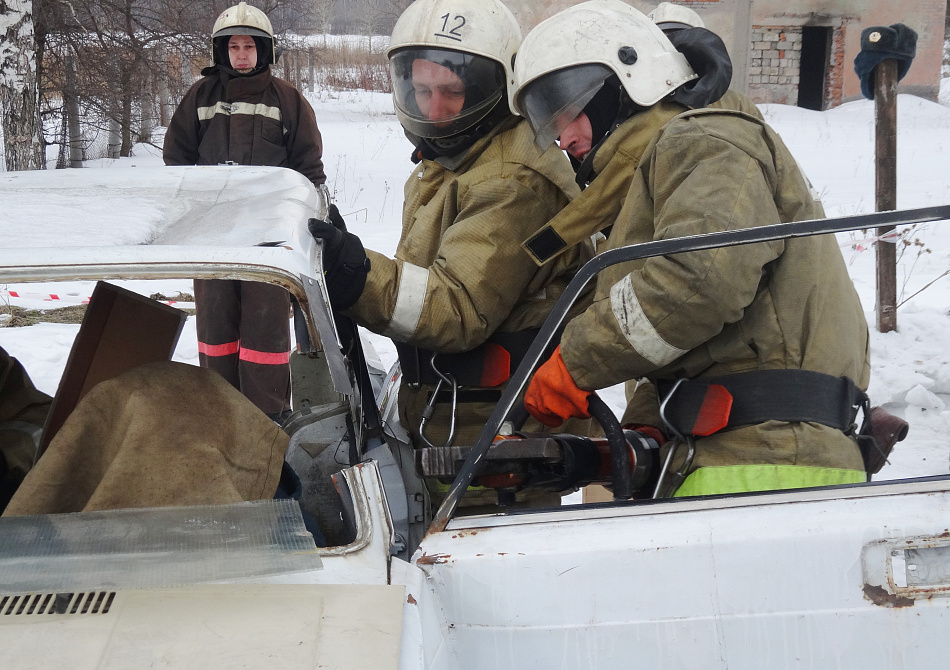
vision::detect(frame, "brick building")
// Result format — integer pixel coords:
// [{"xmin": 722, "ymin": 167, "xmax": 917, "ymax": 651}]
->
[{"xmin": 507, "ymin": 0, "xmax": 947, "ymax": 110}]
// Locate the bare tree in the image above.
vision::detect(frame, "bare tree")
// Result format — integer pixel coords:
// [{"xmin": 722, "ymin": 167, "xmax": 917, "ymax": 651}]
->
[
  {"xmin": 1, "ymin": 0, "xmax": 43, "ymax": 170},
  {"xmin": 32, "ymin": 0, "xmax": 329, "ymax": 162},
  {"xmin": 312, "ymin": 0, "xmax": 332, "ymax": 45}
]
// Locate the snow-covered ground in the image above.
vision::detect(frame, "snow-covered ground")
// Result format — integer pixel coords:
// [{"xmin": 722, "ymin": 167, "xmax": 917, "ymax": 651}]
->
[{"xmin": 3, "ymin": 87, "xmax": 950, "ymax": 483}]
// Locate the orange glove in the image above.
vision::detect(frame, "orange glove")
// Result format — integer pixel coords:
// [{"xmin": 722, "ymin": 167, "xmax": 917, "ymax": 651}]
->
[{"xmin": 524, "ymin": 345, "xmax": 592, "ymax": 427}]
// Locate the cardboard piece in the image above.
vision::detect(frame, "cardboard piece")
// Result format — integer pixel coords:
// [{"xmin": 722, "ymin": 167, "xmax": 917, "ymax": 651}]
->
[{"xmin": 37, "ymin": 282, "xmax": 187, "ymax": 460}]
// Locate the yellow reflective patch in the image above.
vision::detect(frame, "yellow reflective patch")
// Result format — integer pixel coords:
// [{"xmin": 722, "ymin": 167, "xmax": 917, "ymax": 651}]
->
[{"xmin": 673, "ymin": 464, "xmax": 867, "ymax": 497}]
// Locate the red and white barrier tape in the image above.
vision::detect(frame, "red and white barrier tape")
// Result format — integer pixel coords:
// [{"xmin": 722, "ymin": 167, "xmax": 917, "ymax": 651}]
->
[
  {"xmin": 841, "ymin": 229, "xmax": 902, "ymax": 265},
  {"xmin": 2, "ymin": 290, "xmax": 194, "ymax": 309}
]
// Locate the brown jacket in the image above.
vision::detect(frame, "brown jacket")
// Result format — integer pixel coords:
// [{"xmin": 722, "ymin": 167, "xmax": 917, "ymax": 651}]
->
[{"xmin": 163, "ymin": 67, "xmax": 326, "ymax": 187}]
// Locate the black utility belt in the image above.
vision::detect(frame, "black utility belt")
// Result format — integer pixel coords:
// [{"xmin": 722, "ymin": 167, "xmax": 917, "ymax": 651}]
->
[
  {"xmin": 657, "ymin": 370, "xmax": 868, "ymax": 438},
  {"xmin": 396, "ymin": 329, "xmax": 542, "ymax": 389}
]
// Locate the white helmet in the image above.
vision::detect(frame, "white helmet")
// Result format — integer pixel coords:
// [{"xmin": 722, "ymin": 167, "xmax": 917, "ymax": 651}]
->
[
  {"xmin": 210, "ymin": 2, "xmax": 276, "ymax": 67},
  {"xmin": 648, "ymin": 2, "xmax": 705, "ymax": 32},
  {"xmin": 386, "ymin": 0, "xmax": 522, "ymax": 140},
  {"xmin": 512, "ymin": 0, "xmax": 695, "ymax": 148}
]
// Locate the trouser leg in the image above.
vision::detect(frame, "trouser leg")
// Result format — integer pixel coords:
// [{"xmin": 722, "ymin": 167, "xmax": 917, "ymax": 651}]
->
[
  {"xmin": 194, "ymin": 279, "xmax": 241, "ymax": 390},
  {"xmin": 238, "ymin": 281, "xmax": 291, "ymax": 415}
]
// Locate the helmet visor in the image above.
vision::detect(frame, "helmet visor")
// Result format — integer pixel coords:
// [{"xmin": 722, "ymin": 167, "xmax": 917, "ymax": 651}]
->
[
  {"xmin": 390, "ymin": 48, "xmax": 506, "ymax": 140},
  {"xmin": 518, "ymin": 64, "xmax": 614, "ymax": 148}
]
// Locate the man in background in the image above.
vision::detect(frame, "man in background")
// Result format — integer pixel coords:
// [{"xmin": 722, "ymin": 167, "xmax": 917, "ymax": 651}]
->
[{"xmin": 164, "ymin": 1, "xmax": 326, "ymax": 423}]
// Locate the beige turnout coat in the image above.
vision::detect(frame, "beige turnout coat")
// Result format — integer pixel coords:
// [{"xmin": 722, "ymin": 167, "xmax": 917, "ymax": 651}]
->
[
  {"xmin": 0, "ymin": 347, "xmax": 52, "ymax": 500},
  {"xmin": 5, "ymin": 362, "xmax": 286, "ymax": 516},
  {"xmin": 347, "ymin": 116, "xmax": 588, "ymax": 453},
  {"xmin": 557, "ymin": 104, "xmax": 869, "ymax": 475}
]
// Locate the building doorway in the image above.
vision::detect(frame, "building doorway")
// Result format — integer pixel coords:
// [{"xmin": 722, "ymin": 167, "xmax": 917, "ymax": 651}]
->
[{"xmin": 799, "ymin": 26, "xmax": 832, "ymax": 110}]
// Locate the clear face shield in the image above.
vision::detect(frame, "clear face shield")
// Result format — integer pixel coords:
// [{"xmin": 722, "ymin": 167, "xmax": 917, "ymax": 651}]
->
[
  {"xmin": 389, "ymin": 48, "xmax": 506, "ymax": 140},
  {"xmin": 517, "ymin": 64, "xmax": 614, "ymax": 148}
]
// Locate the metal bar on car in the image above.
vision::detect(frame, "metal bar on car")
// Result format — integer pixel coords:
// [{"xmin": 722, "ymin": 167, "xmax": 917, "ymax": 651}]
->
[{"xmin": 429, "ymin": 204, "xmax": 950, "ymax": 533}]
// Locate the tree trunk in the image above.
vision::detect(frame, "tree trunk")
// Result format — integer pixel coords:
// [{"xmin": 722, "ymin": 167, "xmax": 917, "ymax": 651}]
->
[
  {"xmin": 118, "ymin": 58, "xmax": 134, "ymax": 157},
  {"xmin": 181, "ymin": 54, "xmax": 193, "ymax": 90},
  {"xmin": 107, "ymin": 58, "xmax": 122, "ymax": 159},
  {"xmin": 292, "ymin": 49, "xmax": 301, "ymax": 89},
  {"xmin": 308, "ymin": 47, "xmax": 315, "ymax": 94},
  {"xmin": 159, "ymin": 58, "xmax": 173, "ymax": 126},
  {"xmin": 0, "ymin": 0, "xmax": 43, "ymax": 171},
  {"xmin": 139, "ymin": 68, "xmax": 154, "ymax": 145},
  {"xmin": 120, "ymin": 89, "xmax": 133, "ymax": 157},
  {"xmin": 64, "ymin": 53, "xmax": 83, "ymax": 167}
]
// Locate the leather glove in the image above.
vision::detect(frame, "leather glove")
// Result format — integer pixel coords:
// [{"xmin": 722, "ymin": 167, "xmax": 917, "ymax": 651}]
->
[
  {"xmin": 524, "ymin": 345, "xmax": 592, "ymax": 427},
  {"xmin": 308, "ymin": 205, "xmax": 371, "ymax": 310},
  {"xmin": 327, "ymin": 202, "xmax": 347, "ymax": 232}
]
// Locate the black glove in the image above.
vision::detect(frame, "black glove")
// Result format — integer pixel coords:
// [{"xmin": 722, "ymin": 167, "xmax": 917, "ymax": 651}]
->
[
  {"xmin": 327, "ymin": 203, "xmax": 347, "ymax": 232},
  {"xmin": 308, "ymin": 207, "xmax": 370, "ymax": 310}
]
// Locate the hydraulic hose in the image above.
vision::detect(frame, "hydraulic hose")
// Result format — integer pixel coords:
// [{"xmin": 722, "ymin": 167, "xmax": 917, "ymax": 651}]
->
[{"xmin": 586, "ymin": 393, "xmax": 631, "ymax": 500}]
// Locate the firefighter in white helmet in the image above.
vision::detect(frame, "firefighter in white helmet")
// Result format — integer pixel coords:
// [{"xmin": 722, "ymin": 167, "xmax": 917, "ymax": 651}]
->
[
  {"xmin": 513, "ymin": 0, "xmax": 870, "ymax": 497},
  {"xmin": 164, "ymin": 2, "xmax": 326, "ymax": 422},
  {"xmin": 308, "ymin": 0, "xmax": 591, "ymax": 512}
]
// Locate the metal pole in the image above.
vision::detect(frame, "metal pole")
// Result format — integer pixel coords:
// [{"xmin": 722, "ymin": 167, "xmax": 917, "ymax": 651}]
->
[{"xmin": 874, "ymin": 58, "xmax": 898, "ymax": 333}]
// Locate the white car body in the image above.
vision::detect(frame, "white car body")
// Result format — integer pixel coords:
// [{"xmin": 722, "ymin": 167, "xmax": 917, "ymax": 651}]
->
[{"xmin": 1, "ymin": 167, "xmax": 948, "ymax": 669}]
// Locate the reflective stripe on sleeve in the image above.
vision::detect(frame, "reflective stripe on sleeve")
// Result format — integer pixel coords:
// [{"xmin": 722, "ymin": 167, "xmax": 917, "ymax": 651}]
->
[
  {"xmin": 197, "ymin": 101, "xmax": 283, "ymax": 123},
  {"xmin": 198, "ymin": 340, "xmax": 240, "ymax": 357},
  {"xmin": 384, "ymin": 262, "xmax": 429, "ymax": 341},
  {"xmin": 239, "ymin": 348, "xmax": 291, "ymax": 365},
  {"xmin": 609, "ymin": 275, "xmax": 688, "ymax": 367}
]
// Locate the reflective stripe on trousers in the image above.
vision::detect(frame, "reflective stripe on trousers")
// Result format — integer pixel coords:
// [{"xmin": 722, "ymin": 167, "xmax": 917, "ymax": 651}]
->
[
  {"xmin": 673, "ymin": 464, "xmax": 867, "ymax": 497},
  {"xmin": 194, "ymin": 278, "xmax": 291, "ymax": 415}
]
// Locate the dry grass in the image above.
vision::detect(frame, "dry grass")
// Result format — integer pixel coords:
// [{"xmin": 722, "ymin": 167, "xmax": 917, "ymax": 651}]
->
[
  {"xmin": 0, "ymin": 292, "xmax": 195, "ymax": 327},
  {"xmin": 0, "ymin": 304, "xmax": 87, "ymax": 327},
  {"xmin": 277, "ymin": 41, "xmax": 392, "ymax": 93}
]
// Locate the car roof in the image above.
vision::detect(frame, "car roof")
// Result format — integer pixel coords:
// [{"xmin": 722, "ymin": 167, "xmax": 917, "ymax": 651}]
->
[
  {"xmin": 0, "ymin": 165, "xmax": 322, "ymax": 282},
  {"xmin": 0, "ymin": 165, "xmax": 349, "ymax": 389}
]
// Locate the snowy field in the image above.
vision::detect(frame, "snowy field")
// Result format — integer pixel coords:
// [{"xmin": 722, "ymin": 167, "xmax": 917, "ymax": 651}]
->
[{"xmin": 3, "ymin": 86, "xmax": 950, "ymax": 483}]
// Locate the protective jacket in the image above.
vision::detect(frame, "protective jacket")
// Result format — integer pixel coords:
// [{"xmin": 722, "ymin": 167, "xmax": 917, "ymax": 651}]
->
[
  {"xmin": 347, "ymin": 117, "xmax": 589, "ymax": 458},
  {"xmin": 5, "ymin": 362, "xmax": 286, "ymax": 516},
  {"xmin": 163, "ymin": 66, "xmax": 325, "ymax": 416},
  {"xmin": 0, "ymin": 347, "xmax": 51, "ymax": 508},
  {"xmin": 557, "ymin": 104, "xmax": 870, "ymax": 494},
  {"xmin": 163, "ymin": 66, "xmax": 325, "ymax": 186},
  {"xmin": 714, "ymin": 89, "xmax": 763, "ymax": 119}
]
